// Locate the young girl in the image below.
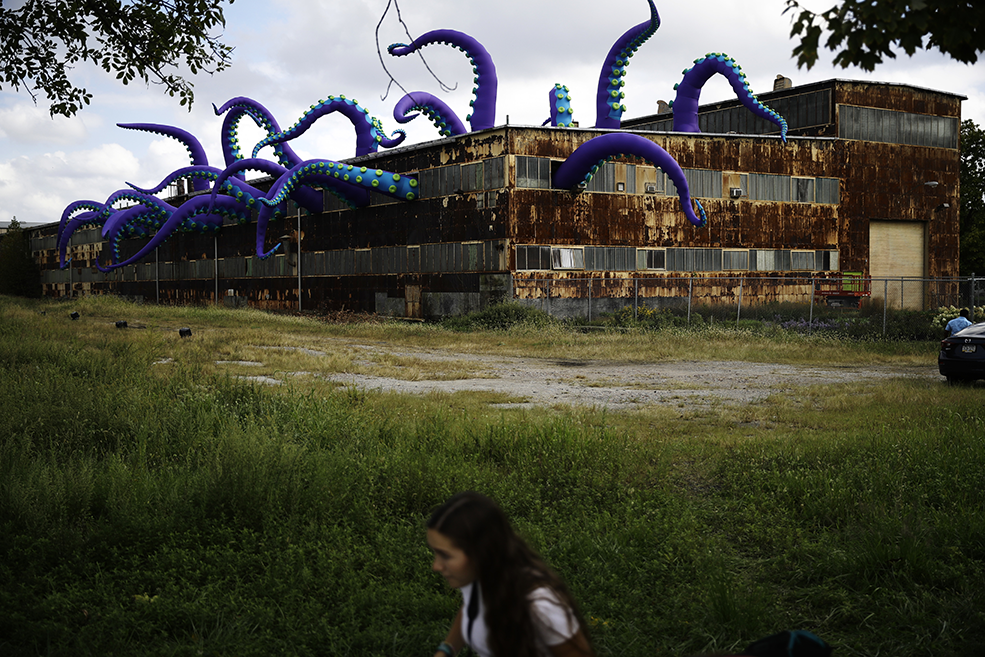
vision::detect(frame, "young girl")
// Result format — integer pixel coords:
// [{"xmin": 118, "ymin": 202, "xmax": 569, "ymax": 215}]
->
[{"xmin": 426, "ymin": 491, "xmax": 594, "ymax": 657}]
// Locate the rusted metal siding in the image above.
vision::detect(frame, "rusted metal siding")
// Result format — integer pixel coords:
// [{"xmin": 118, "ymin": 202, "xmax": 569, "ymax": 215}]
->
[{"xmin": 28, "ymin": 80, "xmax": 962, "ymax": 315}]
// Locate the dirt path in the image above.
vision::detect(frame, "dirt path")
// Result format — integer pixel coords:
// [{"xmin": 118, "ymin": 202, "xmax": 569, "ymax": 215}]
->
[{"xmin": 315, "ymin": 343, "xmax": 941, "ymax": 410}]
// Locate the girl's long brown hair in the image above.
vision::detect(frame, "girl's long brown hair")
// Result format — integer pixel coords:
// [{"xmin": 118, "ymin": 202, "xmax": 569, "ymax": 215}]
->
[{"xmin": 428, "ymin": 492, "xmax": 590, "ymax": 657}]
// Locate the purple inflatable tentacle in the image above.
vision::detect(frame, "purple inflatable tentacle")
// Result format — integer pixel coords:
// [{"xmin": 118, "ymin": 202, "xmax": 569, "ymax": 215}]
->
[
  {"xmin": 394, "ymin": 92, "xmax": 468, "ymax": 137},
  {"xmin": 388, "ymin": 29, "xmax": 498, "ymax": 132},
  {"xmin": 548, "ymin": 84, "xmax": 574, "ymax": 127},
  {"xmin": 58, "ymin": 208, "xmax": 105, "ymax": 268},
  {"xmin": 252, "ymin": 96, "xmax": 406, "ymax": 159},
  {"xmin": 209, "ymin": 158, "xmax": 324, "ymax": 216},
  {"xmin": 671, "ymin": 54, "xmax": 788, "ymax": 141},
  {"xmin": 117, "ymin": 123, "xmax": 212, "ymax": 192},
  {"xmin": 213, "ymin": 97, "xmax": 301, "ymax": 170},
  {"xmin": 58, "ymin": 200, "xmax": 106, "ymax": 253},
  {"xmin": 126, "ymin": 166, "xmax": 222, "ymax": 196},
  {"xmin": 99, "ymin": 196, "xmax": 247, "ymax": 272},
  {"xmin": 554, "ymin": 134, "xmax": 707, "ymax": 227},
  {"xmin": 594, "ymin": 0, "xmax": 660, "ymax": 129}
]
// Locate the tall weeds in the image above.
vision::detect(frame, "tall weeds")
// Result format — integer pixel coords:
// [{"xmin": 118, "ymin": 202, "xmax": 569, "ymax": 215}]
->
[{"xmin": 1, "ymin": 295, "xmax": 982, "ymax": 656}]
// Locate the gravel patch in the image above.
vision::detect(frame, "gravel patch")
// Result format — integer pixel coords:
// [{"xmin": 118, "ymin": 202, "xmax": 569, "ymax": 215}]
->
[{"xmin": 315, "ymin": 343, "xmax": 940, "ymax": 410}]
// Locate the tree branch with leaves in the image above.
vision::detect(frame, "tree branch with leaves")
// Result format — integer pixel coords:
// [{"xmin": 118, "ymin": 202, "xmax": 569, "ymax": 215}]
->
[
  {"xmin": 785, "ymin": 0, "xmax": 985, "ymax": 71},
  {"xmin": 0, "ymin": 0, "xmax": 236, "ymax": 117}
]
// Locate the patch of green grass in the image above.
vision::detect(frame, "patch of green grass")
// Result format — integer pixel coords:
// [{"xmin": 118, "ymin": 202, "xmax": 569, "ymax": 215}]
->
[{"xmin": 2, "ymin": 295, "xmax": 983, "ymax": 656}]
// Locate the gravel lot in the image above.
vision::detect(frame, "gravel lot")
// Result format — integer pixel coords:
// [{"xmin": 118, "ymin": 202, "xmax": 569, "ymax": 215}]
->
[{"xmin": 315, "ymin": 343, "xmax": 942, "ymax": 410}]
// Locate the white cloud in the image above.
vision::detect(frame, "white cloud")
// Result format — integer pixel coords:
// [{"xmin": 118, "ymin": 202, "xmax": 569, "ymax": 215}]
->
[{"xmin": 0, "ymin": 103, "xmax": 95, "ymax": 145}]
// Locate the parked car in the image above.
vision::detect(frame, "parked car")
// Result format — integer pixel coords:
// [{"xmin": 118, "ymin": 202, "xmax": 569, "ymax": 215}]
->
[{"xmin": 938, "ymin": 321, "xmax": 985, "ymax": 383}]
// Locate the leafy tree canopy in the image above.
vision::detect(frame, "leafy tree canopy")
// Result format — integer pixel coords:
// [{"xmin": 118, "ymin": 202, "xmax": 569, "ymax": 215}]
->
[
  {"xmin": 785, "ymin": 0, "xmax": 985, "ymax": 71},
  {"xmin": 960, "ymin": 119, "xmax": 985, "ymax": 276},
  {"xmin": 0, "ymin": 0, "xmax": 236, "ymax": 117},
  {"xmin": 0, "ymin": 218, "xmax": 42, "ymax": 298}
]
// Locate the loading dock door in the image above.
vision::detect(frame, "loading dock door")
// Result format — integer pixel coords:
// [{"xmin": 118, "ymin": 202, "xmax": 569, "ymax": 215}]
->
[{"xmin": 869, "ymin": 220, "xmax": 927, "ymax": 310}]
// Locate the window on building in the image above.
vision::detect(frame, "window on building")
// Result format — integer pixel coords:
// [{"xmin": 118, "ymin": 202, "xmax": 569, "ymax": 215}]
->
[
  {"xmin": 584, "ymin": 246, "xmax": 635, "ymax": 270},
  {"xmin": 551, "ymin": 247, "xmax": 584, "ymax": 269},
  {"xmin": 667, "ymin": 248, "xmax": 723, "ymax": 272},
  {"xmin": 815, "ymin": 178, "xmax": 840, "ymax": 204},
  {"xmin": 666, "ymin": 168, "xmax": 722, "ymax": 199},
  {"xmin": 747, "ymin": 173, "xmax": 791, "ymax": 202},
  {"xmin": 461, "ymin": 162, "xmax": 483, "ymax": 192},
  {"xmin": 838, "ymin": 105, "xmax": 959, "ymax": 149},
  {"xmin": 816, "ymin": 250, "xmax": 839, "ymax": 271},
  {"xmin": 516, "ymin": 244, "xmax": 552, "ymax": 270},
  {"xmin": 750, "ymin": 249, "xmax": 792, "ymax": 271},
  {"xmin": 624, "ymin": 165, "xmax": 637, "ymax": 194},
  {"xmin": 484, "ymin": 157, "xmax": 505, "ymax": 189},
  {"xmin": 638, "ymin": 249, "xmax": 666, "ymax": 270},
  {"xmin": 792, "ymin": 177, "xmax": 815, "ymax": 203},
  {"xmin": 723, "ymin": 250, "xmax": 749, "ymax": 270},
  {"xmin": 517, "ymin": 156, "xmax": 551, "ymax": 189},
  {"xmin": 791, "ymin": 250, "xmax": 816, "ymax": 270},
  {"xmin": 584, "ymin": 163, "xmax": 616, "ymax": 192}
]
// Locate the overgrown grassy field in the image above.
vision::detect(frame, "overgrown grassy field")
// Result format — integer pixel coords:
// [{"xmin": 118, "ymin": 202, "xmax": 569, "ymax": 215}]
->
[{"xmin": 1, "ymin": 295, "xmax": 982, "ymax": 656}]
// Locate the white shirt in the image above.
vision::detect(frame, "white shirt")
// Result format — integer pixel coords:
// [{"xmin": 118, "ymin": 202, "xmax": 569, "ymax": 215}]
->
[{"xmin": 459, "ymin": 581, "xmax": 579, "ymax": 657}]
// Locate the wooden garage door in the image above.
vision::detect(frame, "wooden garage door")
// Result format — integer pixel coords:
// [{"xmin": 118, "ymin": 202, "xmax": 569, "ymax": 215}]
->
[{"xmin": 869, "ymin": 221, "xmax": 926, "ymax": 310}]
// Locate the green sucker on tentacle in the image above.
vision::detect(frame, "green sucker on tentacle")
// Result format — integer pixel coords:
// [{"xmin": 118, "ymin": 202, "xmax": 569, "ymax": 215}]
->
[
  {"xmin": 251, "ymin": 95, "xmax": 406, "ymax": 160},
  {"xmin": 670, "ymin": 53, "xmax": 788, "ymax": 141},
  {"xmin": 260, "ymin": 160, "xmax": 419, "ymax": 209},
  {"xmin": 594, "ymin": 0, "xmax": 660, "ymax": 128},
  {"xmin": 388, "ymin": 29, "xmax": 498, "ymax": 132}
]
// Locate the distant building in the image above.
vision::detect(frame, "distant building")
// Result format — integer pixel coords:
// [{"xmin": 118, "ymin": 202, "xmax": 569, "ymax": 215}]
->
[{"xmin": 28, "ymin": 78, "xmax": 963, "ymax": 317}]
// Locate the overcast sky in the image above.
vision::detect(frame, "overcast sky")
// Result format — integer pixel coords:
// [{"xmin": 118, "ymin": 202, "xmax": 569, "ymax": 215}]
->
[{"xmin": 2, "ymin": 0, "xmax": 983, "ymax": 227}]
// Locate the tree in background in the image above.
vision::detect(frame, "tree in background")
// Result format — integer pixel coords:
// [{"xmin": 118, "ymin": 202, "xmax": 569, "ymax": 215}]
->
[
  {"xmin": 785, "ymin": 0, "xmax": 985, "ymax": 71},
  {"xmin": 0, "ymin": 219, "xmax": 43, "ymax": 298},
  {"xmin": 0, "ymin": 0, "xmax": 235, "ymax": 117},
  {"xmin": 961, "ymin": 120, "xmax": 985, "ymax": 276}
]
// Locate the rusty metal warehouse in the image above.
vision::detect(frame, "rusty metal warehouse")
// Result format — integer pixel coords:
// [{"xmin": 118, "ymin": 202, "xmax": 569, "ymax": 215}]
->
[{"xmin": 29, "ymin": 78, "xmax": 963, "ymax": 318}]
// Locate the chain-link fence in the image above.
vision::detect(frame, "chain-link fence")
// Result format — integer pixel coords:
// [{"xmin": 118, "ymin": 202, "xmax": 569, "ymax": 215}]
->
[{"xmin": 513, "ymin": 275, "xmax": 984, "ymax": 334}]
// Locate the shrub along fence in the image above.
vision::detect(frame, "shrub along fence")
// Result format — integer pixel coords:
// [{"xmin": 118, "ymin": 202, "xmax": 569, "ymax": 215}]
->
[{"xmin": 513, "ymin": 275, "xmax": 984, "ymax": 335}]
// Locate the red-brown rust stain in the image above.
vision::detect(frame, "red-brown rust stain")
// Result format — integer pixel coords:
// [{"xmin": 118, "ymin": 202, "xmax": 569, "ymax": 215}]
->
[{"xmin": 836, "ymin": 83, "xmax": 962, "ymax": 117}]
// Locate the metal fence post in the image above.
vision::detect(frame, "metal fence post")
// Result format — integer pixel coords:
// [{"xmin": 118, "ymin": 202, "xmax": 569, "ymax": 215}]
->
[
  {"xmin": 214, "ymin": 236, "xmax": 219, "ymax": 305},
  {"xmin": 634, "ymin": 278, "xmax": 638, "ymax": 319},
  {"xmin": 972, "ymin": 273, "xmax": 977, "ymax": 321},
  {"xmin": 547, "ymin": 278, "xmax": 551, "ymax": 316},
  {"xmin": 736, "ymin": 277, "xmax": 743, "ymax": 325},
  {"xmin": 155, "ymin": 247, "xmax": 160, "ymax": 305},
  {"xmin": 809, "ymin": 278, "xmax": 815, "ymax": 336},
  {"xmin": 883, "ymin": 278, "xmax": 889, "ymax": 335},
  {"xmin": 687, "ymin": 276, "xmax": 693, "ymax": 325},
  {"xmin": 588, "ymin": 276, "xmax": 592, "ymax": 322}
]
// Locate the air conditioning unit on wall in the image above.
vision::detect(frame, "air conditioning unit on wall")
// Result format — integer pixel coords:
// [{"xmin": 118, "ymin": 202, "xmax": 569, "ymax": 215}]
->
[
  {"xmin": 729, "ymin": 187, "xmax": 744, "ymax": 199},
  {"xmin": 644, "ymin": 183, "xmax": 658, "ymax": 194}
]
